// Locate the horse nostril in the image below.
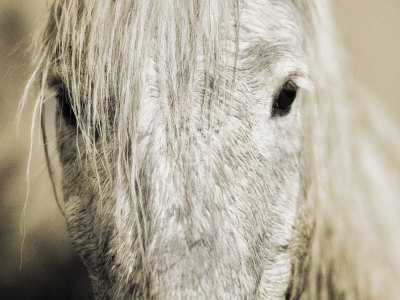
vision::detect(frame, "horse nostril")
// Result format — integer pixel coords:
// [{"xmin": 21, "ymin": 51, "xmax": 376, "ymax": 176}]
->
[{"xmin": 272, "ymin": 80, "xmax": 298, "ymax": 117}]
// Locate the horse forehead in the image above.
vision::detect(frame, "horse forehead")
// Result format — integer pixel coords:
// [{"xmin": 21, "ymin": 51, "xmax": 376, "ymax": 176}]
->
[{"xmin": 241, "ymin": 0, "xmax": 302, "ymax": 43}]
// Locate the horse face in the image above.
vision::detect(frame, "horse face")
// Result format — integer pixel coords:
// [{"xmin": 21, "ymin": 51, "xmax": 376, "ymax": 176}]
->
[{"xmin": 44, "ymin": 0, "xmax": 311, "ymax": 298}]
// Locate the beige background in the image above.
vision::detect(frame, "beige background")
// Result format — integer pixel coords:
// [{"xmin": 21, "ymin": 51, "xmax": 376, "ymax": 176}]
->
[
  {"xmin": 333, "ymin": 0, "xmax": 400, "ymax": 117},
  {"xmin": 0, "ymin": 1, "xmax": 399, "ymax": 299}
]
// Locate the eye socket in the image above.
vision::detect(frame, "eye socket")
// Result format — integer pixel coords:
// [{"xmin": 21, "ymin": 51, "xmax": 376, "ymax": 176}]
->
[
  {"xmin": 272, "ymin": 80, "xmax": 298, "ymax": 117},
  {"xmin": 55, "ymin": 84, "xmax": 77, "ymax": 127}
]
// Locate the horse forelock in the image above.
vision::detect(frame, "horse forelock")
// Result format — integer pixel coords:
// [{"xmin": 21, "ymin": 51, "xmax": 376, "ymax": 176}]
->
[
  {"xmin": 37, "ymin": 0, "xmax": 245, "ymax": 297},
  {"xmin": 38, "ymin": 0, "xmax": 241, "ymax": 179}
]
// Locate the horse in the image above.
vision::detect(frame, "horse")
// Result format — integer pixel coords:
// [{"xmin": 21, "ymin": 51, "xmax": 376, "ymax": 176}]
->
[{"xmin": 22, "ymin": 0, "xmax": 400, "ymax": 298}]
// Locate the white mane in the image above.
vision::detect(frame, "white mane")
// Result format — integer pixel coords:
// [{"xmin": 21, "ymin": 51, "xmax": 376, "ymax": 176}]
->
[{"xmin": 298, "ymin": 2, "xmax": 400, "ymax": 298}]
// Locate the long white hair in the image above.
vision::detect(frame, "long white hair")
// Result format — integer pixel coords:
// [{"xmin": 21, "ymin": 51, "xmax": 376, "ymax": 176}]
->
[
  {"xmin": 296, "ymin": 2, "xmax": 400, "ymax": 298},
  {"xmin": 21, "ymin": 0, "xmax": 400, "ymax": 298}
]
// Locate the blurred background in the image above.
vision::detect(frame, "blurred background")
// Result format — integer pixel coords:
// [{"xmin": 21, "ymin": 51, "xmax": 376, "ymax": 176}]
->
[{"xmin": 0, "ymin": 1, "xmax": 399, "ymax": 299}]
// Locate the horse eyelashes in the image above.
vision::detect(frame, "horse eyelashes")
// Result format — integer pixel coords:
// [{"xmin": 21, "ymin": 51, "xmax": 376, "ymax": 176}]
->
[
  {"xmin": 56, "ymin": 85, "xmax": 77, "ymax": 127},
  {"xmin": 272, "ymin": 80, "xmax": 298, "ymax": 117}
]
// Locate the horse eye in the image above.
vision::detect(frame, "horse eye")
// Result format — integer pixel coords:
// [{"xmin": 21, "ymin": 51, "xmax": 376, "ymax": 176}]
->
[
  {"xmin": 56, "ymin": 85, "xmax": 77, "ymax": 127},
  {"xmin": 272, "ymin": 80, "xmax": 298, "ymax": 117}
]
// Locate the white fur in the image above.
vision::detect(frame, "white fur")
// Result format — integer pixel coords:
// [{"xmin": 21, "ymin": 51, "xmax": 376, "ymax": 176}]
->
[{"xmin": 21, "ymin": 0, "xmax": 400, "ymax": 299}]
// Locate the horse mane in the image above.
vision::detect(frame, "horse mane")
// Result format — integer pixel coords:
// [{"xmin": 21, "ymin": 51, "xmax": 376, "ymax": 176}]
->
[
  {"xmin": 295, "ymin": 1, "xmax": 400, "ymax": 298},
  {"xmin": 21, "ymin": 0, "xmax": 400, "ymax": 298}
]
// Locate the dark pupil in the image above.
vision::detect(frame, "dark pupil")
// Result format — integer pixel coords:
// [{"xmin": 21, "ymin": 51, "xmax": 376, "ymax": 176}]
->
[
  {"xmin": 57, "ymin": 86, "xmax": 77, "ymax": 127},
  {"xmin": 273, "ymin": 80, "xmax": 298, "ymax": 117}
]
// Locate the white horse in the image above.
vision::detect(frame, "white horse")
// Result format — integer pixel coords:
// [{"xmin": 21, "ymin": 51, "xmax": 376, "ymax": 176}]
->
[{"xmin": 22, "ymin": 0, "xmax": 400, "ymax": 298}]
